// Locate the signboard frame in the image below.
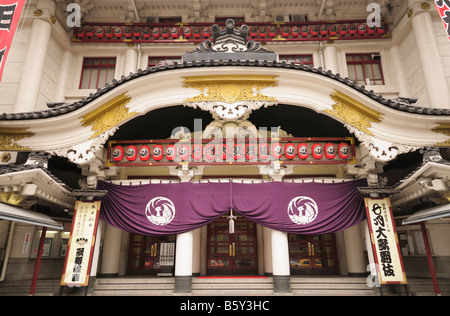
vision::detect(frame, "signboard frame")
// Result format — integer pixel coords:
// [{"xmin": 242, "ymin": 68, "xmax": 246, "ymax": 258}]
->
[
  {"xmin": 364, "ymin": 197, "xmax": 407, "ymax": 285},
  {"xmin": 60, "ymin": 200, "xmax": 101, "ymax": 287}
]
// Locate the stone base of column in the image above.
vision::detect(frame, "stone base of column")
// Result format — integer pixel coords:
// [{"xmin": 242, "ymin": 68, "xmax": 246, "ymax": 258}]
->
[
  {"xmin": 174, "ymin": 276, "xmax": 192, "ymax": 293},
  {"xmin": 273, "ymin": 275, "xmax": 291, "ymax": 293}
]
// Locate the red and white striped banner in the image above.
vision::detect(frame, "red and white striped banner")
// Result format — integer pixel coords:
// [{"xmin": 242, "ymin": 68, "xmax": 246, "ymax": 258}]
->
[
  {"xmin": 435, "ymin": 0, "xmax": 450, "ymax": 41},
  {"xmin": 0, "ymin": 0, "xmax": 26, "ymax": 82}
]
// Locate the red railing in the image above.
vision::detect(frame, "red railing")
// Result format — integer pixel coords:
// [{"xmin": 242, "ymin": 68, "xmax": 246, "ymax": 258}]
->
[{"xmin": 73, "ymin": 20, "xmax": 389, "ymax": 44}]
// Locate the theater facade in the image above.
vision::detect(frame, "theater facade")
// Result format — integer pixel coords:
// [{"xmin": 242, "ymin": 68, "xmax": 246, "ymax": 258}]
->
[{"xmin": 1, "ymin": 0, "xmax": 450, "ymax": 295}]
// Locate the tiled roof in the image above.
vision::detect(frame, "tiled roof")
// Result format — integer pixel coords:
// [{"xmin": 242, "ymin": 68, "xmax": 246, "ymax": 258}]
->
[{"xmin": 2, "ymin": 59, "xmax": 450, "ymax": 121}]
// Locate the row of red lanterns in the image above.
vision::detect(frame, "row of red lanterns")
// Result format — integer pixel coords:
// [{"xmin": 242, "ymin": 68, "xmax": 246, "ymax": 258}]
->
[
  {"xmin": 111, "ymin": 142, "xmax": 352, "ymax": 163},
  {"xmin": 76, "ymin": 22, "xmax": 386, "ymax": 40}
]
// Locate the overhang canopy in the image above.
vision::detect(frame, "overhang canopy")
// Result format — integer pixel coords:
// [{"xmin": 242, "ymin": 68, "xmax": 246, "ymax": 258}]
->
[
  {"xmin": 0, "ymin": 202, "xmax": 64, "ymax": 230},
  {"xmin": 402, "ymin": 203, "xmax": 450, "ymax": 225}
]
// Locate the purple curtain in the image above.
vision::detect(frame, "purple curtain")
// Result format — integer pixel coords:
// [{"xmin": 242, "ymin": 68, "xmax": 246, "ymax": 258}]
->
[{"xmin": 97, "ymin": 179, "xmax": 367, "ymax": 236}]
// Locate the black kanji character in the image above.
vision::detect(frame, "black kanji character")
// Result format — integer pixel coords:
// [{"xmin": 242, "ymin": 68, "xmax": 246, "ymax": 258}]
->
[{"xmin": 0, "ymin": 4, "xmax": 17, "ymax": 31}]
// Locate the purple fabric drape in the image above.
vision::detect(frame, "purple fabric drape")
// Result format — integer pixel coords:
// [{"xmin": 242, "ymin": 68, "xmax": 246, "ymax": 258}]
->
[{"xmin": 96, "ymin": 179, "xmax": 367, "ymax": 235}]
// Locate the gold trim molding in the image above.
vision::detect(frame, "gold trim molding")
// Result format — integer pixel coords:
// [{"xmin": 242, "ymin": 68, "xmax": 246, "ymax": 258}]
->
[
  {"xmin": 182, "ymin": 75, "xmax": 279, "ymax": 103},
  {"xmin": 80, "ymin": 93, "xmax": 137, "ymax": 139},
  {"xmin": 432, "ymin": 122, "xmax": 450, "ymax": 146},
  {"xmin": 326, "ymin": 90, "xmax": 383, "ymax": 136},
  {"xmin": 0, "ymin": 127, "xmax": 35, "ymax": 151}
]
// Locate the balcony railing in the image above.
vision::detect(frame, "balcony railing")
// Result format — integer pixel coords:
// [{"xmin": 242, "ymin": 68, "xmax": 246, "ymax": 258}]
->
[{"xmin": 73, "ymin": 20, "xmax": 389, "ymax": 44}]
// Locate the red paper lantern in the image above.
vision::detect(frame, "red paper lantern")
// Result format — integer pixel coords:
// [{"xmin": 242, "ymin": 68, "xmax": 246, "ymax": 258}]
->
[
  {"xmin": 259, "ymin": 143, "xmax": 270, "ymax": 161},
  {"xmin": 202, "ymin": 26, "xmax": 211, "ymax": 38},
  {"xmin": 204, "ymin": 144, "xmax": 216, "ymax": 162},
  {"xmin": 76, "ymin": 27, "xmax": 86, "ymax": 39},
  {"xmin": 297, "ymin": 143, "xmax": 309, "ymax": 160},
  {"xmin": 249, "ymin": 26, "xmax": 257, "ymax": 38},
  {"xmin": 377, "ymin": 22, "xmax": 386, "ymax": 35},
  {"xmin": 338, "ymin": 24, "xmax": 348, "ymax": 36},
  {"xmin": 192, "ymin": 144, "xmax": 202, "ymax": 161},
  {"xmin": 165, "ymin": 144, "xmax": 176, "ymax": 161},
  {"xmin": 245, "ymin": 143, "xmax": 257, "ymax": 161},
  {"xmin": 258, "ymin": 26, "xmax": 267, "ymax": 38},
  {"xmin": 112, "ymin": 145, "xmax": 124, "ymax": 162},
  {"xmin": 320, "ymin": 24, "xmax": 329, "ymax": 37},
  {"xmin": 272, "ymin": 143, "xmax": 283, "ymax": 159},
  {"xmin": 178, "ymin": 144, "xmax": 190, "ymax": 161},
  {"xmin": 367, "ymin": 25, "xmax": 376, "ymax": 35},
  {"xmin": 193, "ymin": 26, "xmax": 201, "ymax": 38},
  {"xmin": 95, "ymin": 26, "xmax": 105, "ymax": 39},
  {"xmin": 105, "ymin": 26, "xmax": 114, "ymax": 39},
  {"xmin": 324, "ymin": 143, "xmax": 337, "ymax": 159},
  {"xmin": 161, "ymin": 27, "xmax": 170, "ymax": 39},
  {"xmin": 312, "ymin": 144, "xmax": 323, "ymax": 160},
  {"xmin": 114, "ymin": 26, "xmax": 123, "ymax": 39},
  {"xmin": 152, "ymin": 145, "xmax": 164, "ymax": 161},
  {"xmin": 329, "ymin": 24, "xmax": 338, "ymax": 37},
  {"xmin": 123, "ymin": 26, "xmax": 133, "ymax": 39},
  {"xmin": 310, "ymin": 25, "xmax": 320, "ymax": 37},
  {"xmin": 218, "ymin": 144, "xmax": 229, "ymax": 160},
  {"xmin": 338, "ymin": 143, "xmax": 351, "ymax": 159},
  {"xmin": 281, "ymin": 26, "xmax": 290, "ymax": 38},
  {"xmin": 139, "ymin": 145, "xmax": 151, "ymax": 161},
  {"xmin": 126, "ymin": 145, "xmax": 138, "ymax": 161},
  {"xmin": 152, "ymin": 27, "xmax": 161, "ymax": 39},
  {"xmin": 233, "ymin": 144, "xmax": 244, "ymax": 160},
  {"xmin": 85, "ymin": 26, "xmax": 95, "ymax": 38},
  {"xmin": 291, "ymin": 26, "xmax": 300, "ymax": 37},
  {"xmin": 357, "ymin": 23, "xmax": 366, "ymax": 35},
  {"xmin": 183, "ymin": 26, "xmax": 192, "ymax": 38},
  {"xmin": 300, "ymin": 25, "xmax": 309, "ymax": 37},
  {"xmin": 133, "ymin": 26, "xmax": 142, "ymax": 38},
  {"xmin": 142, "ymin": 27, "xmax": 151, "ymax": 39},
  {"xmin": 268, "ymin": 25, "xmax": 277, "ymax": 38},
  {"xmin": 349, "ymin": 24, "xmax": 357, "ymax": 35},
  {"xmin": 285, "ymin": 143, "xmax": 296, "ymax": 160},
  {"xmin": 171, "ymin": 26, "xmax": 179, "ymax": 39}
]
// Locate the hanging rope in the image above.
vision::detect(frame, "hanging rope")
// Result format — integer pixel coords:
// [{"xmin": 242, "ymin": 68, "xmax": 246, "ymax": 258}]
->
[{"xmin": 227, "ymin": 180, "xmax": 236, "ymax": 234}]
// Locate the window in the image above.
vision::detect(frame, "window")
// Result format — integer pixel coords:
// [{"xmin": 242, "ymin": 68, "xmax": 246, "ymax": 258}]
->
[
  {"xmin": 80, "ymin": 57, "xmax": 116, "ymax": 89},
  {"xmin": 148, "ymin": 56, "xmax": 182, "ymax": 67},
  {"xmin": 346, "ymin": 53, "xmax": 384, "ymax": 86},
  {"xmin": 279, "ymin": 55, "xmax": 314, "ymax": 66}
]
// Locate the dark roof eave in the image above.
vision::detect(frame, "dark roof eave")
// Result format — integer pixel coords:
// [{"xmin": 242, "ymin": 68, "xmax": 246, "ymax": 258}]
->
[{"xmin": 2, "ymin": 59, "xmax": 450, "ymax": 121}]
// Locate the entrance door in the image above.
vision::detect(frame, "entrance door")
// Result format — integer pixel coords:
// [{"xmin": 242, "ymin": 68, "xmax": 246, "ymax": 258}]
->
[
  {"xmin": 289, "ymin": 234, "xmax": 338, "ymax": 275},
  {"xmin": 127, "ymin": 234, "xmax": 176, "ymax": 275},
  {"xmin": 207, "ymin": 213, "xmax": 258, "ymax": 275}
]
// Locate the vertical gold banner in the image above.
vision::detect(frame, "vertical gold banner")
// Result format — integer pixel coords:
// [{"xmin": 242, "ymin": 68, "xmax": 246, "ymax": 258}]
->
[{"xmin": 61, "ymin": 201, "xmax": 101, "ymax": 287}]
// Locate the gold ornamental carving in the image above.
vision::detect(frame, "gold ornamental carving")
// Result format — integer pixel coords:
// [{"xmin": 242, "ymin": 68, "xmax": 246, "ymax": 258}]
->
[
  {"xmin": 182, "ymin": 75, "xmax": 279, "ymax": 103},
  {"xmin": 0, "ymin": 127, "xmax": 34, "ymax": 151},
  {"xmin": 326, "ymin": 90, "xmax": 383, "ymax": 136},
  {"xmin": 432, "ymin": 122, "xmax": 450, "ymax": 146},
  {"xmin": 80, "ymin": 93, "xmax": 136, "ymax": 139}
]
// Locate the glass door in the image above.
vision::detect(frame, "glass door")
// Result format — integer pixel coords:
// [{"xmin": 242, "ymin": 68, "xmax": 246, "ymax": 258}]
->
[
  {"xmin": 207, "ymin": 213, "xmax": 258, "ymax": 275},
  {"xmin": 127, "ymin": 234, "xmax": 176, "ymax": 275},
  {"xmin": 289, "ymin": 233, "xmax": 338, "ymax": 275}
]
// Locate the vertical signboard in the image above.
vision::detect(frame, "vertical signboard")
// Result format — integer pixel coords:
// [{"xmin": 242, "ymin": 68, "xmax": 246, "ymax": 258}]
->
[
  {"xmin": 0, "ymin": 0, "xmax": 26, "ymax": 82},
  {"xmin": 61, "ymin": 201, "xmax": 101, "ymax": 287},
  {"xmin": 365, "ymin": 198, "xmax": 407, "ymax": 285},
  {"xmin": 435, "ymin": 0, "xmax": 450, "ymax": 41}
]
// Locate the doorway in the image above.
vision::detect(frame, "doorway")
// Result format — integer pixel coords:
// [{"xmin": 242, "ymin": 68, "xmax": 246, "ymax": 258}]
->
[
  {"xmin": 127, "ymin": 234, "xmax": 176, "ymax": 275},
  {"xmin": 207, "ymin": 212, "xmax": 258, "ymax": 275},
  {"xmin": 288, "ymin": 233, "xmax": 338, "ymax": 275}
]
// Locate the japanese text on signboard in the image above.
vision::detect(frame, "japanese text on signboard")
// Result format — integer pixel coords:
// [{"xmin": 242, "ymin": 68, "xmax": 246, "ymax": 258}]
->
[
  {"xmin": 435, "ymin": 0, "xmax": 450, "ymax": 40},
  {"xmin": 365, "ymin": 198, "xmax": 407, "ymax": 285}
]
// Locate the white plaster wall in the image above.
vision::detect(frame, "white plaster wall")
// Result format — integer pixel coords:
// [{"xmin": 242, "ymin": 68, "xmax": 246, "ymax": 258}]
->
[{"xmin": 433, "ymin": 16, "xmax": 450, "ymax": 92}]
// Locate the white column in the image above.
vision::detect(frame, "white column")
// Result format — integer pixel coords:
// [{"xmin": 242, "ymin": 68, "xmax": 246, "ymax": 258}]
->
[
  {"xmin": 174, "ymin": 231, "xmax": 194, "ymax": 293},
  {"xmin": 388, "ymin": 45, "xmax": 409, "ymax": 97},
  {"xmin": 343, "ymin": 223, "xmax": 367, "ymax": 275},
  {"xmin": 123, "ymin": 48, "xmax": 138, "ymax": 76},
  {"xmin": 54, "ymin": 50, "xmax": 73, "ymax": 103},
  {"xmin": 99, "ymin": 223, "xmax": 123, "ymax": 277},
  {"xmin": 409, "ymin": 2, "xmax": 450, "ymax": 108},
  {"xmin": 271, "ymin": 229, "xmax": 291, "ymax": 293},
  {"xmin": 14, "ymin": 0, "xmax": 55, "ymax": 113},
  {"xmin": 323, "ymin": 45, "xmax": 339, "ymax": 74}
]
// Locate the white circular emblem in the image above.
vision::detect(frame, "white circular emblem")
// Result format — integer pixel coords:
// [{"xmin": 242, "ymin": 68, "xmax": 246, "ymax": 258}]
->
[
  {"xmin": 287, "ymin": 196, "xmax": 319, "ymax": 225},
  {"xmin": 145, "ymin": 197, "xmax": 175, "ymax": 226}
]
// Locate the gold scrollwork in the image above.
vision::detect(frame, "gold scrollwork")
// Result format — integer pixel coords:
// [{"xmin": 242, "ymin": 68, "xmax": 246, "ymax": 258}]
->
[
  {"xmin": 326, "ymin": 90, "xmax": 383, "ymax": 136},
  {"xmin": 0, "ymin": 127, "xmax": 35, "ymax": 151},
  {"xmin": 432, "ymin": 122, "xmax": 450, "ymax": 146},
  {"xmin": 182, "ymin": 75, "xmax": 279, "ymax": 103},
  {"xmin": 80, "ymin": 93, "xmax": 137, "ymax": 139}
]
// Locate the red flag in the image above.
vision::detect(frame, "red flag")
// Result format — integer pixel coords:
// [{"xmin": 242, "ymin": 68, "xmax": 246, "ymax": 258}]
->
[
  {"xmin": 0, "ymin": 0, "xmax": 26, "ymax": 82},
  {"xmin": 434, "ymin": 0, "xmax": 450, "ymax": 41}
]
